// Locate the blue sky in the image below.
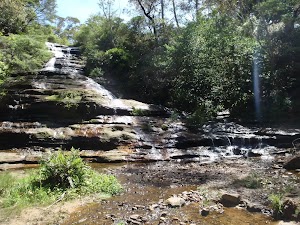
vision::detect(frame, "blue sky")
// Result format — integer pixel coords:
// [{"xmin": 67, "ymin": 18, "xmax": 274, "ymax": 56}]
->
[{"xmin": 56, "ymin": 0, "xmax": 130, "ymax": 23}]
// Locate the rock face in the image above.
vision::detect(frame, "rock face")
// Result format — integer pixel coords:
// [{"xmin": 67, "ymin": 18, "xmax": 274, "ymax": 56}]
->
[
  {"xmin": 283, "ymin": 155, "xmax": 300, "ymax": 170},
  {"xmin": 0, "ymin": 42, "xmax": 300, "ymax": 167}
]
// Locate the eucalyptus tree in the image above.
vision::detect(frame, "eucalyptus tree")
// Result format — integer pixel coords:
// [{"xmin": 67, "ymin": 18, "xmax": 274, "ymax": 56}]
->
[
  {"xmin": 98, "ymin": 0, "xmax": 117, "ymax": 20},
  {"xmin": 0, "ymin": 0, "xmax": 57, "ymax": 35}
]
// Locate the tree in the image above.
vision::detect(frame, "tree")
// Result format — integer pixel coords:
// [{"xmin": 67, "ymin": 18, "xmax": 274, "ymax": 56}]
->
[
  {"xmin": 0, "ymin": 0, "xmax": 57, "ymax": 35},
  {"xmin": 28, "ymin": 0, "xmax": 57, "ymax": 24},
  {"xmin": 130, "ymin": 0, "xmax": 160, "ymax": 41},
  {"xmin": 0, "ymin": 0, "xmax": 30, "ymax": 34},
  {"xmin": 1, "ymin": 34, "xmax": 52, "ymax": 73},
  {"xmin": 171, "ymin": 12, "xmax": 256, "ymax": 117},
  {"xmin": 98, "ymin": 0, "xmax": 116, "ymax": 20},
  {"xmin": 54, "ymin": 16, "xmax": 80, "ymax": 44}
]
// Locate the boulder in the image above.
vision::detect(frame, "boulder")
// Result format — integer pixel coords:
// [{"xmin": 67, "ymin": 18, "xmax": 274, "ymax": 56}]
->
[
  {"xmin": 283, "ymin": 155, "xmax": 300, "ymax": 170},
  {"xmin": 282, "ymin": 199, "xmax": 298, "ymax": 220},
  {"xmin": 165, "ymin": 196, "xmax": 185, "ymax": 207},
  {"xmin": 219, "ymin": 193, "xmax": 241, "ymax": 207}
]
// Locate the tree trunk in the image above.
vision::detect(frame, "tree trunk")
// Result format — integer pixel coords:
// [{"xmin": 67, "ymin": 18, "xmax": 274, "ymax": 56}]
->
[
  {"xmin": 195, "ymin": 0, "xmax": 199, "ymax": 19},
  {"xmin": 136, "ymin": 0, "xmax": 158, "ymax": 42},
  {"xmin": 161, "ymin": 0, "xmax": 164, "ymax": 21},
  {"xmin": 172, "ymin": 0, "xmax": 180, "ymax": 28}
]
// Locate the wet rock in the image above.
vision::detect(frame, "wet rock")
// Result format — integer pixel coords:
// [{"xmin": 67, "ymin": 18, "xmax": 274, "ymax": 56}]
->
[
  {"xmin": 244, "ymin": 201, "xmax": 264, "ymax": 213},
  {"xmin": 247, "ymin": 151, "xmax": 262, "ymax": 157},
  {"xmin": 283, "ymin": 155, "xmax": 300, "ymax": 170},
  {"xmin": 165, "ymin": 196, "xmax": 185, "ymax": 207},
  {"xmin": 128, "ymin": 214, "xmax": 143, "ymax": 225},
  {"xmin": 282, "ymin": 199, "xmax": 298, "ymax": 220},
  {"xmin": 200, "ymin": 208, "xmax": 210, "ymax": 216},
  {"xmin": 219, "ymin": 193, "xmax": 241, "ymax": 207},
  {"xmin": 160, "ymin": 211, "xmax": 168, "ymax": 217}
]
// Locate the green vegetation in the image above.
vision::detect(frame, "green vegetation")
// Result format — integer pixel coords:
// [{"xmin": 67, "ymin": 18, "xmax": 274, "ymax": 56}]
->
[
  {"xmin": 141, "ymin": 122, "xmax": 153, "ymax": 132},
  {"xmin": 0, "ymin": 149, "xmax": 122, "ymax": 210},
  {"xmin": 233, "ymin": 173, "xmax": 263, "ymax": 189},
  {"xmin": 161, "ymin": 124, "xmax": 168, "ymax": 131},
  {"xmin": 46, "ymin": 90, "xmax": 83, "ymax": 109},
  {"xmin": 130, "ymin": 107, "xmax": 147, "ymax": 116},
  {"xmin": 0, "ymin": 0, "xmax": 298, "ymax": 124},
  {"xmin": 0, "ymin": 0, "xmax": 81, "ymax": 100},
  {"xmin": 269, "ymin": 193, "xmax": 284, "ymax": 218},
  {"xmin": 75, "ymin": 0, "xmax": 300, "ymax": 124}
]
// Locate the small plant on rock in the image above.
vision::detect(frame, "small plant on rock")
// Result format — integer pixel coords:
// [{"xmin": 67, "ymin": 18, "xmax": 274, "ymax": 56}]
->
[
  {"xmin": 46, "ymin": 90, "xmax": 83, "ymax": 109},
  {"xmin": 141, "ymin": 122, "xmax": 153, "ymax": 132},
  {"xmin": 269, "ymin": 193, "xmax": 284, "ymax": 218},
  {"xmin": 233, "ymin": 173, "xmax": 263, "ymax": 189},
  {"xmin": 130, "ymin": 107, "xmax": 146, "ymax": 116}
]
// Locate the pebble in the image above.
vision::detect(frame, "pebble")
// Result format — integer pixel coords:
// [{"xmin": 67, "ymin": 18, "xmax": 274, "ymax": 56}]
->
[
  {"xmin": 130, "ymin": 214, "xmax": 141, "ymax": 220},
  {"xmin": 200, "ymin": 208, "xmax": 210, "ymax": 216},
  {"xmin": 160, "ymin": 211, "xmax": 168, "ymax": 217}
]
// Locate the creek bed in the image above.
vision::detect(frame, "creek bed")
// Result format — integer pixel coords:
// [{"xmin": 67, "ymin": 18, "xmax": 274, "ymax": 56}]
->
[{"xmin": 62, "ymin": 161, "xmax": 281, "ymax": 225}]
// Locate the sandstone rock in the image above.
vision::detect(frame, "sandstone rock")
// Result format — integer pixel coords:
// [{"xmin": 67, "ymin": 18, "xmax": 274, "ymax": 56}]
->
[
  {"xmin": 219, "ymin": 193, "xmax": 241, "ymax": 207},
  {"xmin": 283, "ymin": 155, "xmax": 300, "ymax": 170},
  {"xmin": 165, "ymin": 196, "xmax": 185, "ymax": 207}
]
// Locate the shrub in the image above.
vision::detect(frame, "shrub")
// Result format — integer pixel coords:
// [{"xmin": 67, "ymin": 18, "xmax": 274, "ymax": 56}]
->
[
  {"xmin": 40, "ymin": 148, "xmax": 88, "ymax": 189},
  {"xmin": 89, "ymin": 67, "xmax": 104, "ymax": 78},
  {"xmin": 186, "ymin": 101, "xmax": 218, "ymax": 128},
  {"xmin": 0, "ymin": 172, "xmax": 16, "ymax": 196},
  {"xmin": 0, "ymin": 148, "xmax": 122, "ymax": 209},
  {"xmin": 0, "ymin": 34, "xmax": 52, "ymax": 73}
]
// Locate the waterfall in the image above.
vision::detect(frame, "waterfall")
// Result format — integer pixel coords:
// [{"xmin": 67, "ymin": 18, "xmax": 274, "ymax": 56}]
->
[{"xmin": 253, "ymin": 49, "xmax": 262, "ymax": 122}]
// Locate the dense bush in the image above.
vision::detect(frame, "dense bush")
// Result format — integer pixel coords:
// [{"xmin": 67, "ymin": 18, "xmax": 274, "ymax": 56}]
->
[
  {"xmin": 0, "ymin": 34, "xmax": 52, "ymax": 74},
  {"xmin": 0, "ymin": 148, "xmax": 122, "ymax": 208},
  {"xmin": 75, "ymin": 0, "xmax": 300, "ymax": 123}
]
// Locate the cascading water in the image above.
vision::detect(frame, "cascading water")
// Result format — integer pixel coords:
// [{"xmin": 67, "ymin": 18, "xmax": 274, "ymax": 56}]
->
[{"xmin": 253, "ymin": 49, "xmax": 262, "ymax": 122}]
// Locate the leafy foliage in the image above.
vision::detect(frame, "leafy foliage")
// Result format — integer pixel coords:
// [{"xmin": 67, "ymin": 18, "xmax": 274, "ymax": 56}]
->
[
  {"xmin": 40, "ymin": 148, "xmax": 88, "ymax": 189},
  {"xmin": 0, "ymin": 34, "xmax": 51, "ymax": 74},
  {"xmin": 269, "ymin": 193, "xmax": 284, "ymax": 218},
  {"xmin": 170, "ymin": 13, "xmax": 256, "ymax": 121}
]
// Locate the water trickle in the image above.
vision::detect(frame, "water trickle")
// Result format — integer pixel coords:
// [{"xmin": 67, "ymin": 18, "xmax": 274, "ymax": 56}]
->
[{"xmin": 253, "ymin": 49, "xmax": 262, "ymax": 122}]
